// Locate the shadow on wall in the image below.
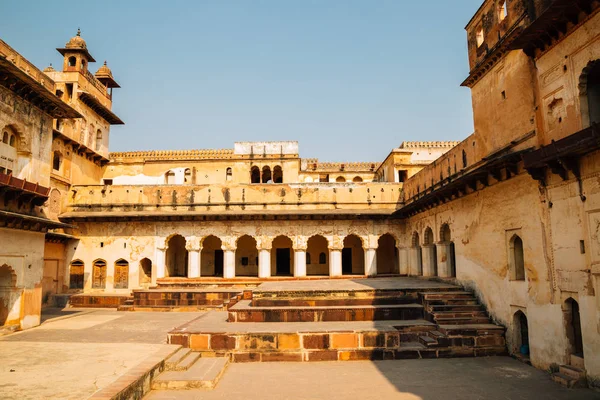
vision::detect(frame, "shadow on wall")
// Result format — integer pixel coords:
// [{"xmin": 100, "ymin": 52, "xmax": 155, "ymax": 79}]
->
[{"xmin": 0, "ymin": 264, "xmax": 18, "ymax": 326}]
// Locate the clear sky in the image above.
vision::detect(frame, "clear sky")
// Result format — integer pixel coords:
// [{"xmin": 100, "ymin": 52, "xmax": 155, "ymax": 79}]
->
[{"xmin": 2, "ymin": 0, "xmax": 482, "ymax": 162}]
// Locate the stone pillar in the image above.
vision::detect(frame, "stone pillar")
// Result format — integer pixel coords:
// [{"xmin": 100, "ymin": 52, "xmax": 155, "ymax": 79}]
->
[
  {"xmin": 155, "ymin": 244, "xmax": 167, "ymax": 282},
  {"xmin": 364, "ymin": 248, "xmax": 377, "ymax": 277},
  {"xmin": 408, "ymin": 247, "xmax": 422, "ymax": 276},
  {"xmin": 293, "ymin": 239, "xmax": 308, "ymax": 278},
  {"xmin": 436, "ymin": 242, "xmax": 453, "ymax": 278},
  {"xmin": 421, "ymin": 245, "xmax": 437, "ymax": 277},
  {"xmin": 186, "ymin": 242, "xmax": 201, "ymax": 278},
  {"xmin": 223, "ymin": 250, "xmax": 235, "ymax": 279},
  {"xmin": 329, "ymin": 248, "xmax": 342, "ymax": 277},
  {"xmin": 398, "ymin": 246, "xmax": 409, "ymax": 275},
  {"xmin": 258, "ymin": 248, "xmax": 272, "ymax": 279}
]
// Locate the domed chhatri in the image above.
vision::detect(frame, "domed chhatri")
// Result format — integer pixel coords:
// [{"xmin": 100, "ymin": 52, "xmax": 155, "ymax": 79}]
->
[
  {"xmin": 56, "ymin": 28, "xmax": 96, "ymax": 62},
  {"xmin": 95, "ymin": 61, "xmax": 120, "ymax": 88},
  {"xmin": 43, "ymin": 63, "xmax": 55, "ymax": 73}
]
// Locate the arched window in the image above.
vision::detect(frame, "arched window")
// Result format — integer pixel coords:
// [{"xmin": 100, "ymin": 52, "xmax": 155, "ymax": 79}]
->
[
  {"xmin": 9, "ymin": 135, "xmax": 15, "ymax": 147},
  {"xmin": 273, "ymin": 166, "xmax": 283, "ymax": 183},
  {"xmin": 585, "ymin": 61, "xmax": 600, "ymax": 126},
  {"xmin": 564, "ymin": 298, "xmax": 583, "ymax": 357},
  {"xmin": 114, "ymin": 259, "xmax": 129, "ymax": 289},
  {"xmin": 52, "ymin": 151, "xmax": 62, "ymax": 172},
  {"xmin": 353, "ymin": 176, "xmax": 363, "ymax": 182},
  {"xmin": 95, "ymin": 130, "xmax": 102, "ymax": 151},
  {"xmin": 69, "ymin": 260, "xmax": 84, "ymax": 289},
  {"xmin": 92, "ymin": 259, "xmax": 107, "ymax": 289},
  {"xmin": 80, "ymin": 59, "xmax": 86, "ymax": 71},
  {"xmin": 165, "ymin": 170, "xmax": 176, "ymax": 184},
  {"xmin": 2, "ymin": 132, "xmax": 7, "ymax": 144},
  {"xmin": 184, "ymin": 168, "xmax": 192, "ymax": 183},
  {"xmin": 250, "ymin": 166, "xmax": 260, "ymax": 183},
  {"xmin": 462, "ymin": 150, "xmax": 467, "ymax": 169},
  {"xmin": 226, "ymin": 167, "xmax": 233, "ymax": 182},
  {"xmin": 262, "ymin": 166, "xmax": 272, "ymax": 183},
  {"xmin": 139, "ymin": 258, "xmax": 152, "ymax": 285},
  {"xmin": 68, "ymin": 56, "xmax": 76, "ymax": 67},
  {"xmin": 423, "ymin": 227, "xmax": 434, "ymax": 246},
  {"xmin": 319, "ymin": 252, "xmax": 326, "ymax": 264},
  {"xmin": 336, "ymin": 176, "xmax": 346, "ymax": 183},
  {"xmin": 499, "ymin": 0, "xmax": 508, "ymax": 21},
  {"xmin": 513, "ymin": 310, "xmax": 529, "ymax": 355},
  {"xmin": 509, "ymin": 234, "xmax": 525, "ymax": 280}
]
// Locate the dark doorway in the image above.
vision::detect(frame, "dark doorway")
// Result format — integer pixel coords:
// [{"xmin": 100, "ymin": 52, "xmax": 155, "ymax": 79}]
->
[
  {"xmin": 566, "ymin": 298, "xmax": 584, "ymax": 357},
  {"xmin": 276, "ymin": 248, "xmax": 291, "ymax": 275},
  {"xmin": 342, "ymin": 248, "xmax": 352, "ymax": 274},
  {"xmin": 214, "ymin": 250, "xmax": 224, "ymax": 277}
]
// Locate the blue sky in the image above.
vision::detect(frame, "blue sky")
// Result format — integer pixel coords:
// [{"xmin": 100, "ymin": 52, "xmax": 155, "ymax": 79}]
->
[{"xmin": 2, "ymin": 0, "xmax": 482, "ymax": 162}]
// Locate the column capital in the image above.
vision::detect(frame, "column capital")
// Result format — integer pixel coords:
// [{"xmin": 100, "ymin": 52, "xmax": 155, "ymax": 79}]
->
[
  {"xmin": 256, "ymin": 235, "xmax": 273, "ymax": 251},
  {"xmin": 329, "ymin": 245, "xmax": 344, "ymax": 251},
  {"xmin": 222, "ymin": 237, "xmax": 237, "ymax": 252},
  {"xmin": 293, "ymin": 236, "xmax": 308, "ymax": 251},
  {"xmin": 329, "ymin": 236, "xmax": 344, "ymax": 251},
  {"xmin": 185, "ymin": 242, "xmax": 201, "ymax": 252},
  {"xmin": 157, "ymin": 244, "xmax": 168, "ymax": 251}
]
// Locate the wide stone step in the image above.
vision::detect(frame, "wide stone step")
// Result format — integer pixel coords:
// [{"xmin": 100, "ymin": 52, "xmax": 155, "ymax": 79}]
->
[
  {"xmin": 151, "ymin": 357, "xmax": 229, "ymax": 390},
  {"xmin": 551, "ymin": 372, "xmax": 584, "ymax": 388},
  {"xmin": 165, "ymin": 348, "xmax": 193, "ymax": 371},
  {"xmin": 429, "ymin": 304, "xmax": 483, "ymax": 312},
  {"xmin": 435, "ymin": 316, "xmax": 492, "ymax": 325},
  {"xmin": 421, "ymin": 291, "xmax": 475, "ymax": 300},
  {"xmin": 228, "ymin": 300, "xmax": 424, "ymax": 322},
  {"xmin": 559, "ymin": 364, "xmax": 586, "ymax": 380},
  {"xmin": 252, "ymin": 296, "xmax": 417, "ymax": 307},
  {"xmin": 418, "ymin": 335, "xmax": 438, "ymax": 347},
  {"xmin": 431, "ymin": 311, "xmax": 488, "ymax": 319}
]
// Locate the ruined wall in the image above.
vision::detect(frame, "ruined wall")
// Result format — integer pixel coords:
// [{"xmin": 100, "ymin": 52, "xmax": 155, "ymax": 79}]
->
[{"xmin": 0, "ymin": 228, "xmax": 45, "ymax": 330}]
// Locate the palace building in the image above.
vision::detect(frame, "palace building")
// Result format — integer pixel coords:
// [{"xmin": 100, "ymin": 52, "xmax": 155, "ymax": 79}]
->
[{"xmin": 1, "ymin": 0, "xmax": 599, "ymax": 389}]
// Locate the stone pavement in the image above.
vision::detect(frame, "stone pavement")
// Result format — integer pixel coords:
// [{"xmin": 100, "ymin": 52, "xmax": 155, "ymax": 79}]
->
[
  {"xmin": 0, "ymin": 308, "xmax": 203, "ymax": 399},
  {"xmin": 145, "ymin": 358, "xmax": 600, "ymax": 400},
  {"xmin": 255, "ymin": 277, "xmax": 457, "ymax": 292}
]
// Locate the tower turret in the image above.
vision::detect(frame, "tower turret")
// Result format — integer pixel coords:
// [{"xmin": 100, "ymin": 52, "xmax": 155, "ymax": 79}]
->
[{"xmin": 56, "ymin": 28, "xmax": 96, "ymax": 73}]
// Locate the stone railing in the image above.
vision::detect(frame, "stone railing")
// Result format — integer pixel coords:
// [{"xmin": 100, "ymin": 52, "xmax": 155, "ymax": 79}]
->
[{"xmin": 64, "ymin": 182, "xmax": 404, "ymax": 215}]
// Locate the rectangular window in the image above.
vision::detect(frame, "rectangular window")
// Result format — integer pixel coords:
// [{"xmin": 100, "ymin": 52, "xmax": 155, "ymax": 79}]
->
[
  {"xmin": 398, "ymin": 170, "xmax": 408, "ymax": 183},
  {"xmin": 476, "ymin": 26, "xmax": 484, "ymax": 47},
  {"xmin": 319, "ymin": 174, "xmax": 329, "ymax": 182},
  {"xmin": 241, "ymin": 257, "xmax": 249, "ymax": 266}
]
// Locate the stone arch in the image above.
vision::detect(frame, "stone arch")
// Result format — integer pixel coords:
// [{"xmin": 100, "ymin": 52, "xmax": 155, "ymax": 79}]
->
[
  {"xmin": 564, "ymin": 298, "xmax": 584, "ymax": 358},
  {"xmin": 165, "ymin": 170, "xmax": 176, "ymax": 184},
  {"xmin": 48, "ymin": 188, "xmax": 61, "ymax": 220},
  {"xmin": 92, "ymin": 259, "xmax": 107, "ymax": 289},
  {"xmin": 440, "ymin": 223, "xmax": 451, "ymax": 242},
  {"xmin": 342, "ymin": 234, "xmax": 364, "ymax": 275},
  {"xmin": 513, "ymin": 310, "xmax": 530, "ymax": 356},
  {"xmin": 184, "ymin": 168, "xmax": 192, "ymax": 183},
  {"xmin": 262, "ymin": 166, "xmax": 272, "ymax": 183},
  {"xmin": 139, "ymin": 258, "xmax": 152, "ymax": 286},
  {"xmin": 423, "ymin": 227, "xmax": 434, "ymax": 245},
  {"xmin": 307, "ymin": 235, "xmax": 329, "ymax": 275},
  {"xmin": 250, "ymin": 166, "xmax": 260, "ymax": 183},
  {"xmin": 509, "ymin": 234, "xmax": 525, "ymax": 281},
  {"xmin": 236, "ymin": 235, "xmax": 258, "ymax": 276},
  {"xmin": 201, "ymin": 235, "xmax": 224, "ymax": 276},
  {"xmin": 114, "ymin": 259, "xmax": 129, "ymax": 289},
  {"xmin": 69, "ymin": 259, "xmax": 84, "ymax": 289},
  {"xmin": 226, "ymin": 167, "xmax": 233, "ymax": 182},
  {"xmin": 377, "ymin": 233, "xmax": 398, "ymax": 274},
  {"xmin": 336, "ymin": 176, "xmax": 346, "ymax": 183},
  {"xmin": 2, "ymin": 124, "xmax": 27, "ymax": 151},
  {"xmin": 578, "ymin": 59, "xmax": 600, "ymax": 128},
  {"xmin": 272, "ymin": 235, "xmax": 294, "ymax": 276},
  {"xmin": 273, "ymin": 166, "xmax": 283, "ymax": 183},
  {"xmin": 411, "ymin": 231, "xmax": 420, "ymax": 248},
  {"xmin": 353, "ymin": 176, "xmax": 363, "ymax": 182},
  {"xmin": 0, "ymin": 264, "xmax": 18, "ymax": 326},
  {"xmin": 166, "ymin": 234, "xmax": 187, "ymax": 277}
]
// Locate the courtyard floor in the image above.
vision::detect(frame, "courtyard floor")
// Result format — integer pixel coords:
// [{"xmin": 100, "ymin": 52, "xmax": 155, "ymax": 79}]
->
[{"xmin": 0, "ymin": 308, "xmax": 598, "ymax": 400}]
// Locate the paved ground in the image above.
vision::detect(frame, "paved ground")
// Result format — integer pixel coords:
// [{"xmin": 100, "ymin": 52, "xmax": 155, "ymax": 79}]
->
[
  {"xmin": 145, "ymin": 358, "xmax": 600, "ymax": 400},
  {"xmin": 256, "ymin": 277, "xmax": 457, "ymax": 292},
  {"xmin": 0, "ymin": 308, "xmax": 202, "ymax": 399}
]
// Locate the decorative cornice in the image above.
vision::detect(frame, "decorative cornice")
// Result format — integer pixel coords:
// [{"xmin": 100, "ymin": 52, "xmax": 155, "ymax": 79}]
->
[
  {"xmin": 301, "ymin": 160, "xmax": 380, "ymax": 172},
  {"xmin": 399, "ymin": 141, "xmax": 461, "ymax": 149},
  {"xmin": 109, "ymin": 149, "xmax": 235, "ymax": 161}
]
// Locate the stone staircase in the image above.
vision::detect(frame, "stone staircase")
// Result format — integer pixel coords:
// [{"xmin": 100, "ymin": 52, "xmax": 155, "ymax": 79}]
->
[
  {"xmin": 551, "ymin": 355, "xmax": 587, "ymax": 388},
  {"xmin": 151, "ymin": 347, "xmax": 229, "ymax": 390},
  {"xmin": 118, "ymin": 288, "xmax": 242, "ymax": 312}
]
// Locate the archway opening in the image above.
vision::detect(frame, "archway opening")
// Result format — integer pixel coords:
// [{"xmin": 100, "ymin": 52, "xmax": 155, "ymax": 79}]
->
[
  {"xmin": 565, "ymin": 298, "xmax": 584, "ymax": 358},
  {"xmin": 114, "ymin": 259, "xmax": 129, "ymax": 289},
  {"xmin": 513, "ymin": 310, "xmax": 530, "ymax": 356},
  {"xmin": 250, "ymin": 166, "xmax": 260, "ymax": 183},
  {"xmin": 262, "ymin": 166, "xmax": 272, "ymax": 183},
  {"xmin": 69, "ymin": 260, "xmax": 84, "ymax": 289},
  {"xmin": 201, "ymin": 235, "xmax": 223, "ymax": 277},
  {"xmin": 411, "ymin": 231, "xmax": 422, "ymax": 276},
  {"xmin": 510, "ymin": 235, "xmax": 525, "ymax": 280},
  {"xmin": 424, "ymin": 227, "xmax": 437, "ymax": 275},
  {"xmin": 236, "ymin": 235, "xmax": 258, "ymax": 276},
  {"xmin": 273, "ymin": 166, "xmax": 283, "ymax": 183},
  {"xmin": 272, "ymin": 235, "xmax": 293, "ymax": 276},
  {"xmin": 139, "ymin": 258, "xmax": 152, "ymax": 286},
  {"xmin": 336, "ymin": 176, "xmax": 346, "ymax": 183},
  {"xmin": 353, "ymin": 176, "xmax": 363, "ymax": 182},
  {"xmin": 586, "ymin": 61, "xmax": 600, "ymax": 125},
  {"xmin": 166, "ymin": 235, "xmax": 188, "ymax": 277},
  {"xmin": 440, "ymin": 224, "xmax": 456, "ymax": 277},
  {"xmin": 342, "ymin": 235, "xmax": 364, "ymax": 275},
  {"xmin": 377, "ymin": 234, "xmax": 398, "ymax": 274},
  {"xmin": 92, "ymin": 259, "xmax": 107, "ymax": 289},
  {"xmin": 307, "ymin": 235, "xmax": 329, "ymax": 275}
]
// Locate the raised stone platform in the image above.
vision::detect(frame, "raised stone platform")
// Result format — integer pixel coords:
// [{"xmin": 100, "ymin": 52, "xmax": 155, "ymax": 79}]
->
[
  {"xmin": 69, "ymin": 293, "xmax": 131, "ymax": 308},
  {"xmin": 119, "ymin": 288, "xmax": 242, "ymax": 312}
]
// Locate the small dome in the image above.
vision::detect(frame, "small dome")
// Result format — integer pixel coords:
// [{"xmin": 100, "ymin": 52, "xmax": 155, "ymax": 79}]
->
[
  {"xmin": 65, "ymin": 28, "xmax": 87, "ymax": 50},
  {"xmin": 95, "ymin": 61, "xmax": 113, "ymax": 78},
  {"xmin": 43, "ymin": 64, "xmax": 55, "ymax": 73}
]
